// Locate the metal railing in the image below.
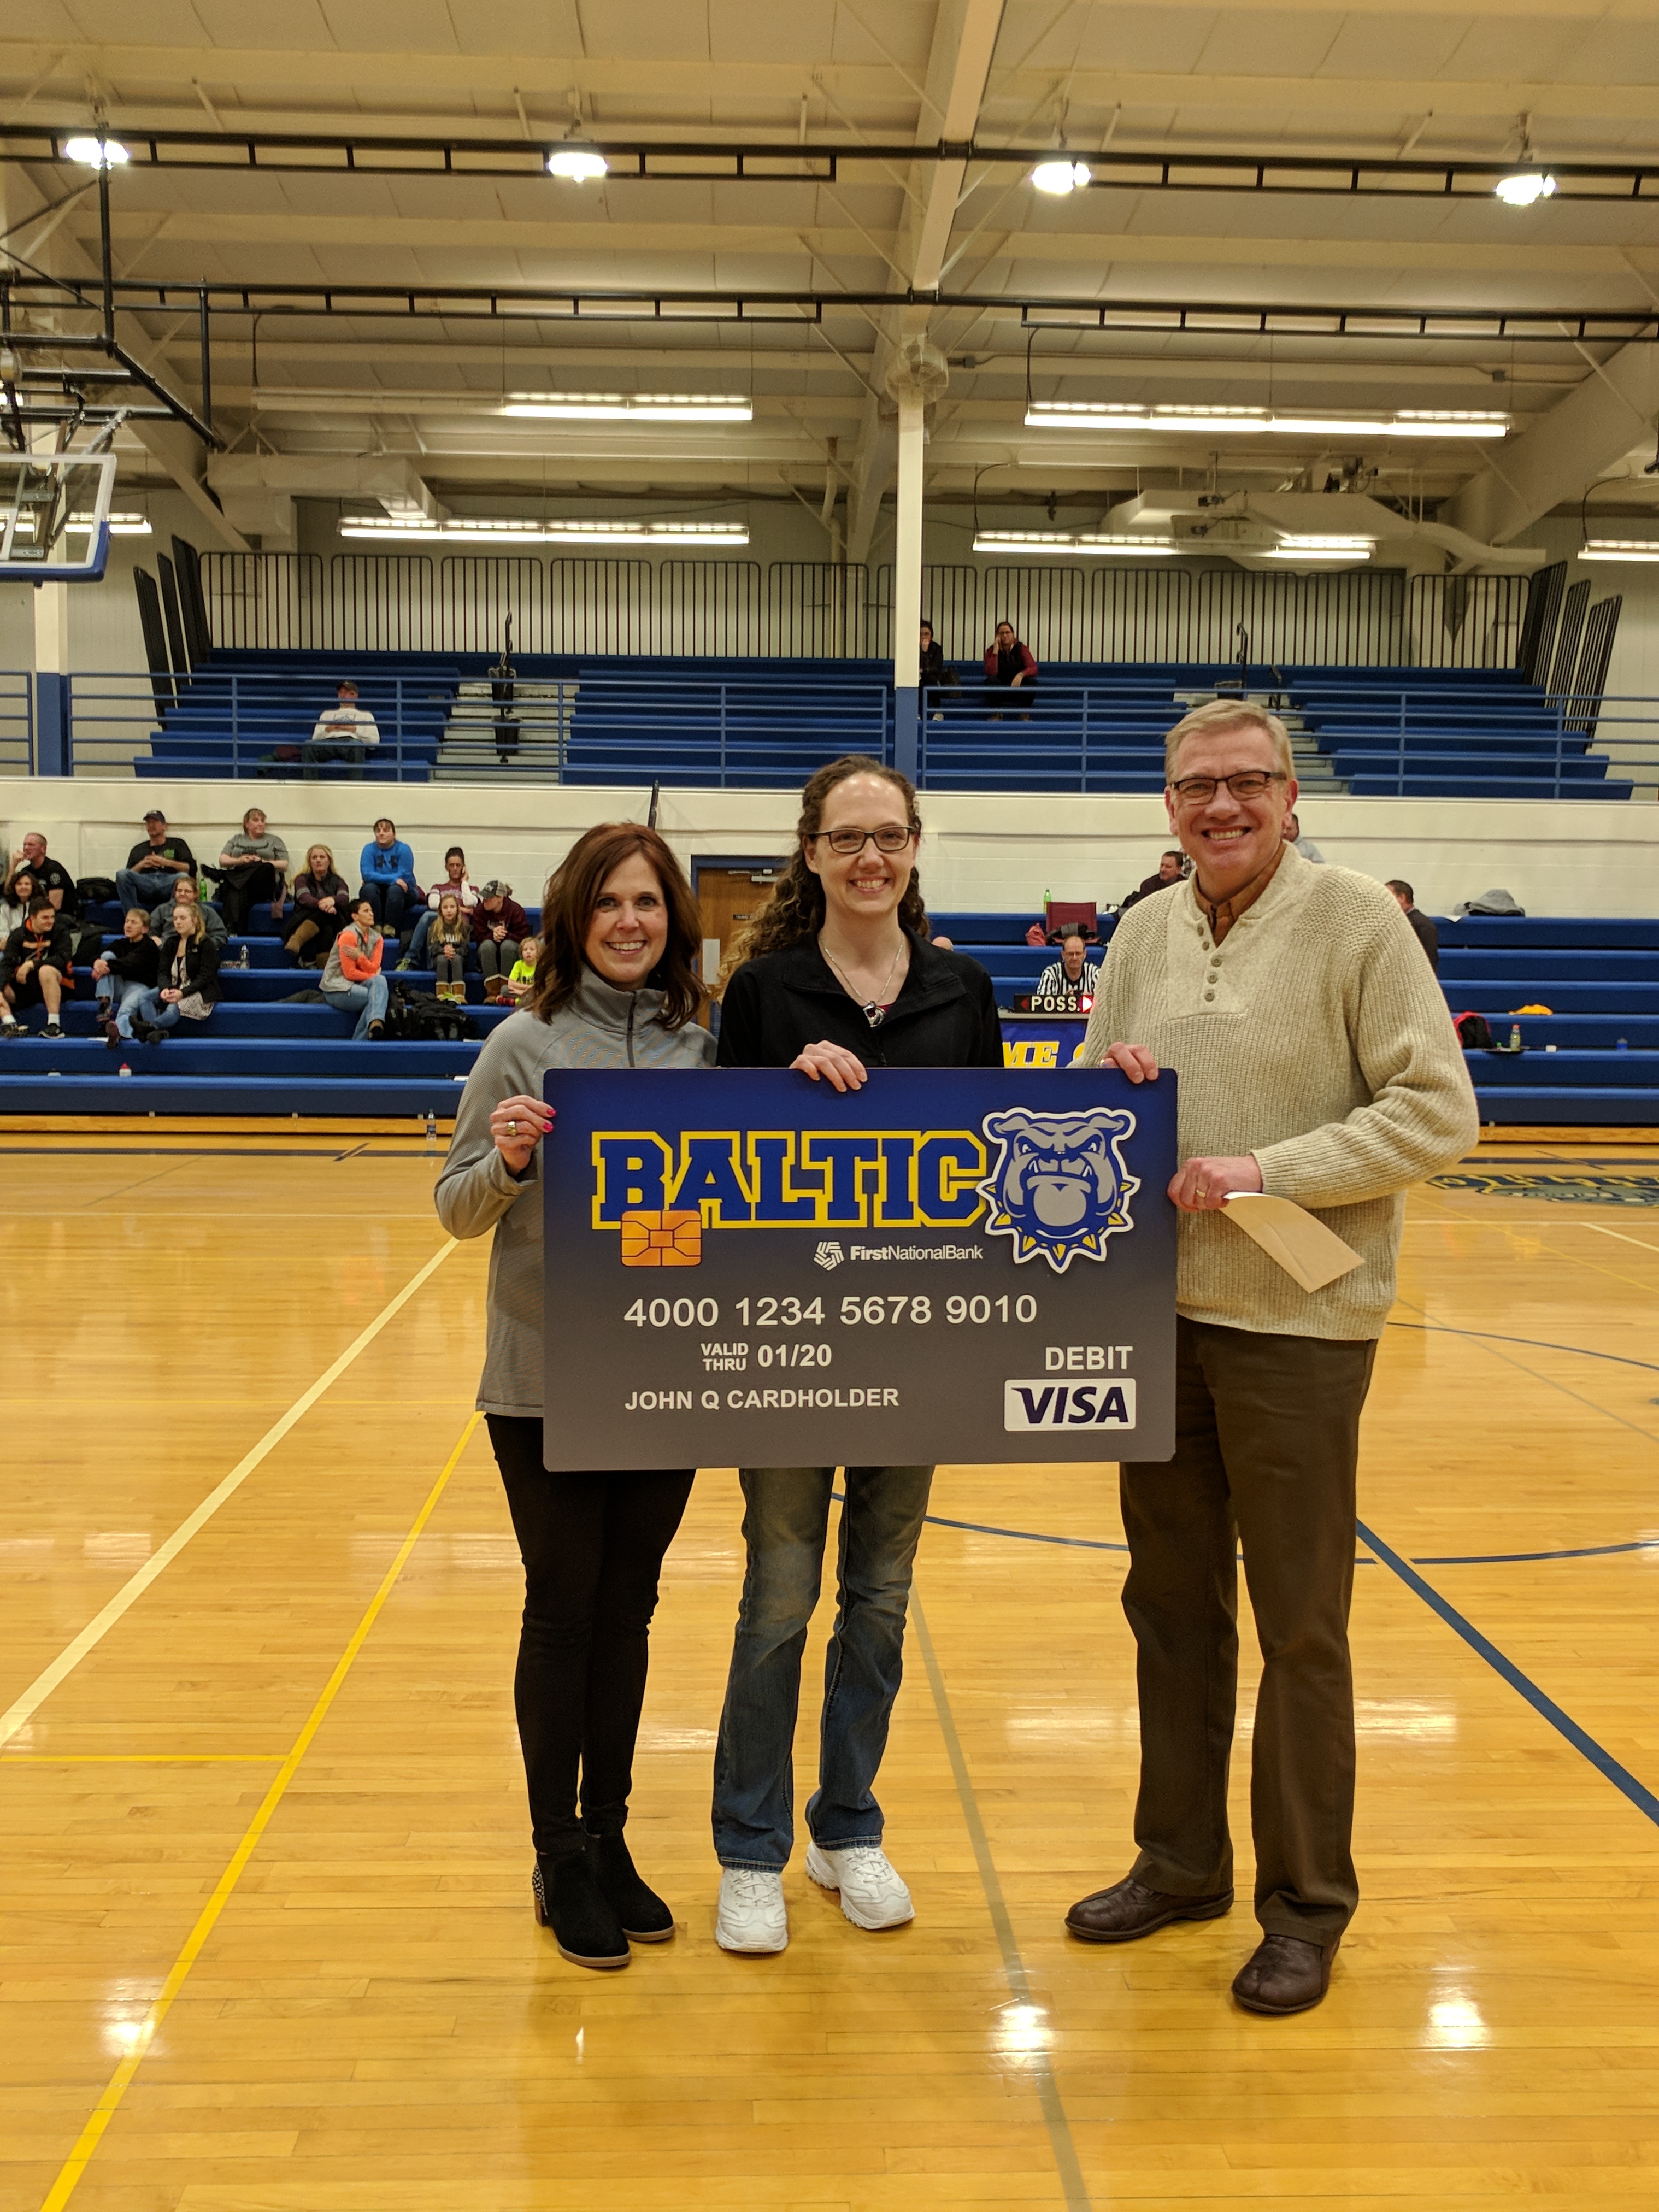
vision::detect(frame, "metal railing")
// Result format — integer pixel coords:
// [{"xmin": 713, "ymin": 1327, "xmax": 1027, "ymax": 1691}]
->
[
  {"xmin": 915, "ymin": 678, "xmax": 1659, "ymax": 799},
  {"xmin": 52, "ymin": 670, "xmax": 454, "ymax": 780},
  {"xmin": 197, "ymin": 553, "xmax": 1536, "ymax": 670},
  {"xmin": 0, "ymin": 668, "xmax": 34, "ymax": 775}
]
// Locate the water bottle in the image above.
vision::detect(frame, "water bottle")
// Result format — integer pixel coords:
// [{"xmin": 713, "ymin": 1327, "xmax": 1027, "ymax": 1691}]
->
[
  {"xmin": 1509, "ymin": 1024, "xmax": 1521, "ymax": 1051},
  {"xmin": 238, "ymin": 943, "xmax": 250, "ymax": 969},
  {"xmin": 425, "ymin": 1111, "xmax": 437, "ymax": 1151},
  {"xmin": 117, "ymin": 1061, "xmax": 133, "ymax": 1079}
]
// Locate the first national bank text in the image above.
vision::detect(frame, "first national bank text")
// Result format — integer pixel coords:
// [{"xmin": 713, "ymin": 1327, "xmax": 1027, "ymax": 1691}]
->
[{"xmin": 592, "ymin": 1130, "xmax": 987, "ymax": 1229}]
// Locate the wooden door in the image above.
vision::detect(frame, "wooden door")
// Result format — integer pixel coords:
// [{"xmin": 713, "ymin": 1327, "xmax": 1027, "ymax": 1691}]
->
[{"xmin": 697, "ymin": 862, "xmax": 787, "ymax": 1019}]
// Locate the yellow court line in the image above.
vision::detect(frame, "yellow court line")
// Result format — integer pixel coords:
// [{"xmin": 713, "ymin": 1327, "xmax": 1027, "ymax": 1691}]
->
[
  {"xmin": 0, "ymin": 1238, "xmax": 459, "ymax": 1751},
  {"xmin": 36, "ymin": 1410, "xmax": 480, "ymax": 2212}
]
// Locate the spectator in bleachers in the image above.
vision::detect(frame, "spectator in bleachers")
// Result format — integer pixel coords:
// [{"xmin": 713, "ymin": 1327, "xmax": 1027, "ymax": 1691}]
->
[
  {"xmin": 1, "ymin": 895, "xmax": 74, "ymax": 1037},
  {"xmin": 430, "ymin": 892, "xmax": 473, "ymax": 1004},
  {"xmin": 285, "ymin": 845, "xmax": 352, "ymax": 967},
  {"xmin": 1, "ymin": 867, "xmax": 40, "ymax": 939},
  {"xmin": 1037, "ymin": 930, "xmax": 1101, "ymax": 998},
  {"xmin": 134, "ymin": 902, "xmax": 221, "ymax": 1043},
  {"xmin": 217, "ymin": 808, "xmax": 290, "ymax": 932},
  {"xmin": 8, "ymin": 832, "xmax": 72, "ymax": 915},
  {"xmin": 405, "ymin": 845, "xmax": 479, "ymax": 967},
  {"xmin": 358, "ymin": 817, "xmax": 419, "ymax": 937},
  {"xmin": 321, "ymin": 896, "xmax": 390, "ymax": 1040},
  {"xmin": 302, "ymin": 678, "xmax": 380, "ymax": 776},
  {"xmin": 984, "ymin": 620, "xmax": 1037, "ymax": 714},
  {"xmin": 1284, "ymin": 812, "xmax": 1325, "ymax": 864},
  {"xmin": 919, "ymin": 621, "xmax": 957, "ymax": 716},
  {"xmin": 1121, "ymin": 850, "xmax": 1189, "ymax": 911},
  {"xmin": 504, "ymin": 934, "xmax": 540, "ymax": 1003},
  {"xmin": 473, "ymin": 880, "xmax": 528, "ymax": 1001},
  {"xmin": 116, "ymin": 810, "xmax": 195, "ymax": 913},
  {"xmin": 150, "ymin": 872, "xmax": 227, "ymax": 945},
  {"xmin": 92, "ymin": 909, "xmax": 162, "ymax": 1045},
  {"xmin": 1386, "ymin": 881, "xmax": 1439, "ymax": 973}
]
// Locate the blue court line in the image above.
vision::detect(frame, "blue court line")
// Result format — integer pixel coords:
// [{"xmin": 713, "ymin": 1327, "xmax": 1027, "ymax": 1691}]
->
[
  {"xmin": 921, "ymin": 1510, "xmax": 1128, "ymax": 1554},
  {"xmin": 1415, "ymin": 1538, "xmax": 1659, "ymax": 1565},
  {"xmin": 1356, "ymin": 1518, "xmax": 1659, "ymax": 1832},
  {"xmin": 1387, "ymin": 1319, "xmax": 1659, "ymax": 1375}
]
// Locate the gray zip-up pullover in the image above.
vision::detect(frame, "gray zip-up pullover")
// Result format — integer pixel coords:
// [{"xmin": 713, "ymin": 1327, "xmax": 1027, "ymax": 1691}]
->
[{"xmin": 435, "ymin": 971, "xmax": 716, "ymax": 1416}]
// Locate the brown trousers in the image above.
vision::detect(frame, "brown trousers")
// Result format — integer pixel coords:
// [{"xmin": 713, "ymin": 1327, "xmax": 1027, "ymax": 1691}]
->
[{"xmin": 1119, "ymin": 1316, "xmax": 1377, "ymax": 1944}]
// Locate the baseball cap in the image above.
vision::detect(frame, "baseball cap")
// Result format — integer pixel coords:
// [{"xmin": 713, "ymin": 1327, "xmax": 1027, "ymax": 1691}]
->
[{"xmin": 143, "ymin": 808, "xmax": 166, "ymax": 821}]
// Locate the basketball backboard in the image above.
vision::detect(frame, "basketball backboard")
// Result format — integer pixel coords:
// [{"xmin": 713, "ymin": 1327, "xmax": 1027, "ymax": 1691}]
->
[{"xmin": 0, "ymin": 451, "xmax": 117, "ymax": 581}]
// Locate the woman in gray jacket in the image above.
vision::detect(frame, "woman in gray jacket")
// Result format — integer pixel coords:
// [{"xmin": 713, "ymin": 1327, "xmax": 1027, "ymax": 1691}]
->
[{"xmin": 436, "ymin": 822, "xmax": 715, "ymax": 1970}]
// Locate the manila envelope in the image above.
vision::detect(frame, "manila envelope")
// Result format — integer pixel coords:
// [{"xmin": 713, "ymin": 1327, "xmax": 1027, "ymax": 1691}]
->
[{"xmin": 1219, "ymin": 1192, "xmax": 1363, "ymax": 1294}]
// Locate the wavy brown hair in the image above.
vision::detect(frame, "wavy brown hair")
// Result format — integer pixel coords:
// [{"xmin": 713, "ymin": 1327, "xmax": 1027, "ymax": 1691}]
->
[
  {"xmin": 733, "ymin": 755, "xmax": 927, "ymax": 966},
  {"xmin": 527, "ymin": 822, "xmax": 704, "ymax": 1031}
]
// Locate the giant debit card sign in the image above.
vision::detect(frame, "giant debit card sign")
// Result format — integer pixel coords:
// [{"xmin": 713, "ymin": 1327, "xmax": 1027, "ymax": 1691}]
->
[{"xmin": 543, "ymin": 1066, "xmax": 1176, "ymax": 1470}]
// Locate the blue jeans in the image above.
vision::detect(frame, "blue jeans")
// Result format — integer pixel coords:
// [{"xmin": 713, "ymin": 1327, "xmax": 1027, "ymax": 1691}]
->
[
  {"xmin": 97, "ymin": 978, "xmax": 150, "ymax": 1038},
  {"xmin": 116, "ymin": 867, "xmax": 188, "ymax": 911},
  {"xmin": 359, "ymin": 879, "xmax": 410, "ymax": 933},
  {"xmin": 133, "ymin": 986, "xmax": 191, "ymax": 1033},
  {"xmin": 711, "ymin": 1464, "xmax": 933, "ymax": 1870},
  {"xmin": 323, "ymin": 973, "xmax": 389, "ymax": 1039}
]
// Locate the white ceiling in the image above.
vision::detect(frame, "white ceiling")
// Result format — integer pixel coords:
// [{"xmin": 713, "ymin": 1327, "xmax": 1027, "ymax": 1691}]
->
[{"xmin": 6, "ymin": 1, "xmax": 1659, "ymax": 550}]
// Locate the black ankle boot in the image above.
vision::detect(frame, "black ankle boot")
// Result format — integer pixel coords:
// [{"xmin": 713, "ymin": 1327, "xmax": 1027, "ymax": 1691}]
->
[
  {"xmin": 586, "ymin": 1828, "xmax": 675, "ymax": 1942},
  {"xmin": 531, "ymin": 1846, "xmax": 630, "ymax": 1970}
]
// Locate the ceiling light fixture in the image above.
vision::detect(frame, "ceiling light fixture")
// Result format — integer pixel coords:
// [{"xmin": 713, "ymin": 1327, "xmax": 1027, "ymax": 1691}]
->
[
  {"xmin": 973, "ymin": 528, "xmax": 1178, "ymax": 555},
  {"xmin": 546, "ymin": 146, "xmax": 609, "ymax": 182},
  {"xmin": 499, "ymin": 392, "xmax": 752, "ymax": 421},
  {"xmin": 67, "ymin": 512, "xmax": 151, "ymax": 536},
  {"xmin": 64, "ymin": 134, "xmax": 128, "ymax": 169},
  {"xmin": 1262, "ymin": 535, "xmax": 1376, "ymax": 562},
  {"xmin": 1578, "ymin": 538, "xmax": 1659, "ymax": 561},
  {"xmin": 339, "ymin": 515, "xmax": 750, "ymax": 546},
  {"xmin": 1025, "ymin": 402, "xmax": 1507, "ymax": 438},
  {"xmin": 1494, "ymin": 169, "xmax": 1556, "ymax": 205},
  {"xmin": 1031, "ymin": 159, "xmax": 1092, "ymax": 196}
]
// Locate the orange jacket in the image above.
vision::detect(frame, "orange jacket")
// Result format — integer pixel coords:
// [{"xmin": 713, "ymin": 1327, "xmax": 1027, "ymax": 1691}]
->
[{"xmin": 338, "ymin": 925, "xmax": 384, "ymax": 984}]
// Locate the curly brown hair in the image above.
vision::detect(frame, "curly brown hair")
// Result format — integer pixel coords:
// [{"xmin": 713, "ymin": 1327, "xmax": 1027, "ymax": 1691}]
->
[
  {"xmin": 526, "ymin": 822, "xmax": 704, "ymax": 1031},
  {"xmin": 733, "ymin": 756, "xmax": 927, "ymax": 966}
]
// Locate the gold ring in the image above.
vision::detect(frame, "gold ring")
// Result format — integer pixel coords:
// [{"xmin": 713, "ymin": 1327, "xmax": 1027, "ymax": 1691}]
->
[{"xmin": 508, "ymin": 1120, "xmax": 519, "ymax": 1136}]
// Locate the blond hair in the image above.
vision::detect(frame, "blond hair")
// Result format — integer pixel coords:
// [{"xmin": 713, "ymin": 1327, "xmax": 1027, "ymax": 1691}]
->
[
  {"xmin": 302, "ymin": 843, "xmax": 337, "ymax": 879},
  {"xmin": 1164, "ymin": 699, "xmax": 1294, "ymax": 783}
]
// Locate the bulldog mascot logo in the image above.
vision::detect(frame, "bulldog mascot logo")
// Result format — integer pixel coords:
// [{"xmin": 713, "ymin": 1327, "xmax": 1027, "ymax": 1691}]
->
[{"xmin": 978, "ymin": 1107, "xmax": 1139, "ymax": 1273}]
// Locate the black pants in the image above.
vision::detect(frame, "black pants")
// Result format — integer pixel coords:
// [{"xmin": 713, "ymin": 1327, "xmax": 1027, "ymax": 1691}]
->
[
  {"xmin": 359, "ymin": 879, "xmax": 410, "ymax": 933},
  {"xmin": 219, "ymin": 863, "xmax": 282, "ymax": 932},
  {"xmin": 1119, "ymin": 1316, "xmax": 1377, "ymax": 1944},
  {"xmin": 486, "ymin": 1416, "xmax": 694, "ymax": 1854}
]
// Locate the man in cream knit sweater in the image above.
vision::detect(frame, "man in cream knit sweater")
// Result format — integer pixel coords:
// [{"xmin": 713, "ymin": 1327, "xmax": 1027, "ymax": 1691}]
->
[{"xmin": 1066, "ymin": 699, "xmax": 1478, "ymax": 2016}]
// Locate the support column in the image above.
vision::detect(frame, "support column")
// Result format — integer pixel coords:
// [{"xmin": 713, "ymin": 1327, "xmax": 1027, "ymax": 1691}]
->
[
  {"xmin": 892, "ymin": 394, "xmax": 925, "ymax": 782},
  {"xmin": 33, "ymin": 581, "xmax": 72, "ymax": 776}
]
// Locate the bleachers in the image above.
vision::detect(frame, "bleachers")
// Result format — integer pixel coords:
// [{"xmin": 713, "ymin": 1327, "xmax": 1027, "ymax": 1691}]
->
[
  {"xmin": 1, "ymin": 899, "xmax": 1654, "ymax": 1123},
  {"xmin": 105, "ymin": 649, "xmax": 1637, "ymax": 801}
]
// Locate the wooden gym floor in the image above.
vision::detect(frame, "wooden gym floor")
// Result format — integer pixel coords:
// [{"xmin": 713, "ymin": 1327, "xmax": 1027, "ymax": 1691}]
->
[{"xmin": 4, "ymin": 1126, "xmax": 1658, "ymax": 2211}]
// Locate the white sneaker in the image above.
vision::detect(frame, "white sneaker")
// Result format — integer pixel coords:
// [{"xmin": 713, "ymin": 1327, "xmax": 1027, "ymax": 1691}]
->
[
  {"xmin": 806, "ymin": 1843, "xmax": 915, "ymax": 1931},
  {"xmin": 715, "ymin": 1867, "xmax": 789, "ymax": 1954}
]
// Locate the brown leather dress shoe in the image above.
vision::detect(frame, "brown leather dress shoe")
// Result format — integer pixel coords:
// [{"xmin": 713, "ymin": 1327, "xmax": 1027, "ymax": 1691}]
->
[
  {"xmin": 1231, "ymin": 1933, "xmax": 1339, "ymax": 2015},
  {"xmin": 1065, "ymin": 1874, "xmax": 1234, "ymax": 1944}
]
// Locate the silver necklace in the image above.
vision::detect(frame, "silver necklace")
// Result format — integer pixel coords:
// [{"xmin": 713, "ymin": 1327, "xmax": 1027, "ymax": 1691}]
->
[{"xmin": 820, "ymin": 934, "xmax": 906, "ymax": 1028}]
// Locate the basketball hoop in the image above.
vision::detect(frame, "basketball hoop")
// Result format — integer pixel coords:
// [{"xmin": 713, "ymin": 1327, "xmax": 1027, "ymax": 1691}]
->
[{"xmin": 0, "ymin": 450, "xmax": 119, "ymax": 582}]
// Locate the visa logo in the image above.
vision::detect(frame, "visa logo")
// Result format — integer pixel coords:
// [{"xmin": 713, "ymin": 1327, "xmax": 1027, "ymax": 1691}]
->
[{"xmin": 1003, "ymin": 1378, "xmax": 1137, "ymax": 1431}]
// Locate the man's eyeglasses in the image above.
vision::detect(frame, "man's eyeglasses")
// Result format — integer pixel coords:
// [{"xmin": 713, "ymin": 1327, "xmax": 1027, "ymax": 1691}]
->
[
  {"xmin": 808, "ymin": 826, "xmax": 919, "ymax": 856},
  {"xmin": 1168, "ymin": 770, "xmax": 1287, "ymax": 805}
]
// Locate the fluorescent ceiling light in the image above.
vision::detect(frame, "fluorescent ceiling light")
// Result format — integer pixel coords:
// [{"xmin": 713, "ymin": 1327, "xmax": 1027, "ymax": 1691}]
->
[
  {"xmin": 500, "ymin": 392, "xmax": 752, "ymax": 421},
  {"xmin": 1262, "ymin": 542, "xmax": 1374, "ymax": 562},
  {"xmin": 546, "ymin": 147, "xmax": 608, "ymax": 181},
  {"xmin": 1031, "ymin": 160, "xmax": 1092, "ymax": 196},
  {"xmin": 64, "ymin": 134, "xmax": 127, "ymax": 169},
  {"xmin": 1579, "ymin": 538, "xmax": 1659, "ymax": 561},
  {"xmin": 1025, "ymin": 402, "xmax": 1507, "ymax": 439},
  {"xmin": 339, "ymin": 515, "xmax": 749, "ymax": 546},
  {"xmin": 1494, "ymin": 169, "xmax": 1556, "ymax": 206},
  {"xmin": 66, "ymin": 512, "xmax": 151, "ymax": 535},
  {"xmin": 974, "ymin": 530, "xmax": 1178, "ymax": 556}
]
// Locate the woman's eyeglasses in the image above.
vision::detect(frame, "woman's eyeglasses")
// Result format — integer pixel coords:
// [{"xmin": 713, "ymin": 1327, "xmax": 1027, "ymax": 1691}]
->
[
  {"xmin": 1168, "ymin": 770, "xmax": 1286, "ymax": 804},
  {"xmin": 808, "ymin": 826, "xmax": 919, "ymax": 856}
]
